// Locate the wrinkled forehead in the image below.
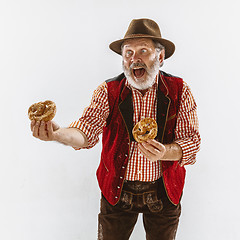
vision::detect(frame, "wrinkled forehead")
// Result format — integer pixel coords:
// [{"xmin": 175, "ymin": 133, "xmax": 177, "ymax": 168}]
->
[{"xmin": 122, "ymin": 38, "xmax": 155, "ymax": 49}]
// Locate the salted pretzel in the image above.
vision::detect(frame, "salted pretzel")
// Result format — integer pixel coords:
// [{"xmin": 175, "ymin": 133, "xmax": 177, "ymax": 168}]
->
[
  {"xmin": 132, "ymin": 117, "xmax": 158, "ymax": 143},
  {"xmin": 28, "ymin": 100, "xmax": 56, "ymax": 121}
]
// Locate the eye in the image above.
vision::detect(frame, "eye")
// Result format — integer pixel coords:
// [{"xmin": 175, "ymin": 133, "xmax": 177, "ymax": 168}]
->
[
  {"xmin": 141, "ymin": 49, "xmax": 147, "ymax": 54},
  {"xmin": 125, "ymin": 50, "xmax": 133, "ymax": 57}
]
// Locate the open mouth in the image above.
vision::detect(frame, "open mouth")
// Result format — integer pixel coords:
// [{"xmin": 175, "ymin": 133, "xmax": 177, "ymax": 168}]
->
[{"xmin": 133, "ymin": 68, "xmax": 145, "ymax": 78}]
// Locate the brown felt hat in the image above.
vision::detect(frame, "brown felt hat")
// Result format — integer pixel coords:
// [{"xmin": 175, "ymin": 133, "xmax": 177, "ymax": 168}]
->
[{"xmin": 109, "ymin": 18, "xmax": 175, "ymax": 59}]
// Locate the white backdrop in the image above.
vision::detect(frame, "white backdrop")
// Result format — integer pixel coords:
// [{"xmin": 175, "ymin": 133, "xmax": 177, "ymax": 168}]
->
[{"xmin": 1, "ymin": 0, "xmax": 240, "ymax": 239}]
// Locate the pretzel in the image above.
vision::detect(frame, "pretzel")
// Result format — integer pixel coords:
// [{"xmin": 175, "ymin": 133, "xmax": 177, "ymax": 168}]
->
[
  {"xmin": 28, "ymin": 100, "xmax": 56, "ymax": 121},
  {"xmin": 132, "ymin": 117, "xmax": 158, "ymax": 143}
]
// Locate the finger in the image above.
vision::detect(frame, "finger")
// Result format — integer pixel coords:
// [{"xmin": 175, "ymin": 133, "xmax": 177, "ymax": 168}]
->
[
  {"xmin": 32, "ymin": 121, "xmax": 40, "ymax": 137},
  {"xmin": 30, "ymin": 120, "xmax": 36, "ymax": 132},
  {"xmin": 138, "ymin": 143, "xmax": 155, "ymax": 161},
  {"xmin": 38, "ymin": 121, "xmax": 48, "ymax": 139},
  {"xmin": 52, "ymin": 121, "xmax": 60, "ymax": 131},
  {"xmin": 47, "ymin": 121, "xmax": 54, "ymax": 139},
  {"xmin": 141, "ymin": 141, "xmax": 161, "ymax": 155},
  {"xmin": 146, "ymin": 139, "xmax": 165, "ymax": 151}
]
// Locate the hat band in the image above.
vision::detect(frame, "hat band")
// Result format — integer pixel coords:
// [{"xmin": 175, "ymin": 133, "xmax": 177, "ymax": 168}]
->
[{"xmin": 124, "ymin": 34, "xmax": 161, "ymax": 39}]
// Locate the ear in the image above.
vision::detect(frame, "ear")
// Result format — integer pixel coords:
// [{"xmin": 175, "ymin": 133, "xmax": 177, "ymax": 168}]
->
[{"xmin": 159, "ymin": 49, "xmax": 165, "ymax": 63}]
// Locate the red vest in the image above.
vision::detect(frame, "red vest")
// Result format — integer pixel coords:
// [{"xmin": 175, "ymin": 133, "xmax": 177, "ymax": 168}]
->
[{"xmin": 96, "ymin": 71, "xmax": 185, "ymax": 206}]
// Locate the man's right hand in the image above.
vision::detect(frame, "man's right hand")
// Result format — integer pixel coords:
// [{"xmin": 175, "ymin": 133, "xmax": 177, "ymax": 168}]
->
[
  {"xmin": 30, "ymin": 120, "xmax": 88, "ymax": 148},
  {"xmin": 31, "ymin": 120, "xmax": 60, "ymax": 142}
]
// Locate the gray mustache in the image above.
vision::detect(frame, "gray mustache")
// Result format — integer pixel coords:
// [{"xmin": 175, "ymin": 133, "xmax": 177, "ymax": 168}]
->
[{"xmin": 130, "ymin": 62, "xmax": 147, "ymax": 69}]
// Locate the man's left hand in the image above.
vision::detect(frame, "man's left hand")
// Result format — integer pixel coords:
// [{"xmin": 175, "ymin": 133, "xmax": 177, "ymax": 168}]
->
[{"xmin": 138, "ymin": 139, "xmax": 166, "ymax": 162}]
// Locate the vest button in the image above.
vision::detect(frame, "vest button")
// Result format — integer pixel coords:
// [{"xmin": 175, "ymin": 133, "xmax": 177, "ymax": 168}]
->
[
  {"xmin": 120, "ymin": 176, "xmax": 123, "ymax": 179},
  {"xmin": 115, "ymin": 196, "xmax": 118, "ymax": 199},
  {"xmin": 117, "ymin": 186, "xmax": 120, "ymax": 189},
  {"xmin": 122, "ymin": 166, "xmax": 125, "ymax": 169},
  {"xmin": 125, "ymin": 154, "xmax": 128, "ymax": 157}
]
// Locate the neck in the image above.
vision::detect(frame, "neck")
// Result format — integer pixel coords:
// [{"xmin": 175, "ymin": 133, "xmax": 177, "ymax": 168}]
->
[{"xmin": 139, "ymin": 89, "xmax": 148, "ymax": 95}]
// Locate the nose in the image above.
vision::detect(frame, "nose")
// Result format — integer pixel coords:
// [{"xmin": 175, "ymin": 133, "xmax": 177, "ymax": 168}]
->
[{"xmin": 130, "ymin": 52, "xmax": 141, "ymax": 63}]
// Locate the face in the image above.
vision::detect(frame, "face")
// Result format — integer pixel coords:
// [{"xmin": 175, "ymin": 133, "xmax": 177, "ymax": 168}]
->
[{"xmin": 122, "ymin": 38, "xmax": 164, "ymax": 90}]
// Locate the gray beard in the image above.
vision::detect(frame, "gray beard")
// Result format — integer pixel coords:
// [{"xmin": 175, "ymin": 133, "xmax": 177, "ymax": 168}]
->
[{"xmin": 122, "ymin": 56, "xmax": 161, "ymax": 90}]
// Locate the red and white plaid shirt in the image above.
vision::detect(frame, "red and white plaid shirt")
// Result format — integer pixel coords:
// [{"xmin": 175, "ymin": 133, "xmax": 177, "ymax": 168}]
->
[{"xmin": 69, "ymin": 75, "xmax": 201, "ymax": 181}]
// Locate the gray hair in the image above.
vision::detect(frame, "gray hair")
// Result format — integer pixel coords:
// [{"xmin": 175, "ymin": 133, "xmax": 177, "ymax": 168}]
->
[
  {"xmin": 153, "ymin": 40, "xmax": 165, "ymax": 52},
  {"xmin": 153, "ymin": 40, "xmax": 165, "ymax": 67}
]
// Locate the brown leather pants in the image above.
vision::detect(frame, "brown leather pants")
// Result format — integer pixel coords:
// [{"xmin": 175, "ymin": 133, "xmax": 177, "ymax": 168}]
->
[{"xmin": 98, "ymin": 178, "xmax": 181, "ymax": 240}]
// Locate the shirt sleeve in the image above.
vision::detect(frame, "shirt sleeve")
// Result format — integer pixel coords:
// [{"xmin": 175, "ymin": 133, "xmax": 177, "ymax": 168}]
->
[
  {"xmin": 174, "ymin": 81, "xmax": 201, "ymax": 166},
  {"xmin": 69, "ymin": 82, "xmax": 110, "ymax": 150}
]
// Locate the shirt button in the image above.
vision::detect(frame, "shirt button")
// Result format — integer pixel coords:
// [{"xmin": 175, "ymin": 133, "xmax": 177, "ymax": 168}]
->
[
  {"xmin": 125, "ymin": 154, "xmax": 128, "ymax": 157},
  {"xmin": 115, "ymin": 196, "xmax": 118, "ymax": 199},
  {"xmin": 120, "ymin": 176, "xmax": 123, "ymax": 179},
  {"xmin": 117, "ymin": 186, "xmax": 120, "ymax": 189},
  {"xmin": 122, "ymin": 166, "xmax": 125, "ymax": 169}
]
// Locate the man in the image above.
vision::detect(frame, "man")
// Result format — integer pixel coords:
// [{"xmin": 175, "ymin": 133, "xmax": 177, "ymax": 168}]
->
[{"xmin": 31, "ymin": 18, "xmax": 201, "ymax": 240}]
